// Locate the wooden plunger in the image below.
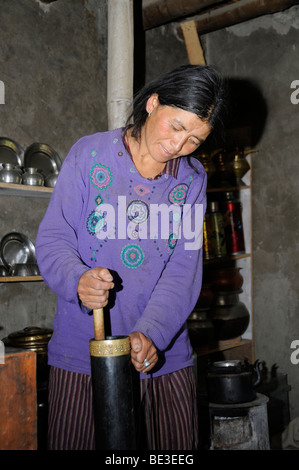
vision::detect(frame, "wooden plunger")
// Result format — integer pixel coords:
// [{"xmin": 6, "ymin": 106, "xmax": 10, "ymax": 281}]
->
[
  {"xmin": 93, "ymin": 307, "xmax": 105, "ymax": 341},
  {"xmin": 89, "ymin": 307, "xmax": 137, "ymax": 450}
]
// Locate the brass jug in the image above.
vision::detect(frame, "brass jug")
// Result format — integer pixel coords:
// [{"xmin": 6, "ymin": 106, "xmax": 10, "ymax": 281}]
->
[
  {"xmin": 230, "ymin": 148, "xmax": 258, "ymax": 185},
  {"xmin": 196, "ymin": 151, "xmax": 216, "ymax": 182},
  {"xmin": 213, "ymin": 150, "xmax": 232, "ymax": 187}
]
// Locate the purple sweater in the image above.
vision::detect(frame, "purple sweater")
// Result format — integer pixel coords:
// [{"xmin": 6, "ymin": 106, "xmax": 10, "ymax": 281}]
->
[{"xmin": 36, "ymin": 128, "xmax": 207, "ymax": 378}]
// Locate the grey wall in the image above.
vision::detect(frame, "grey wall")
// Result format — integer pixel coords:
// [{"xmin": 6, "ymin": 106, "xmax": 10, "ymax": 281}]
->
[
  {"xmin": 0, "ymin": 0, "xmax": 108, "ymax": 335},
  {"xmin": 0, "ymin": 0, "xmax": 298, "ymax": 423},
  {"xmin": 1, "ymin": 0, "xmax": 108, "ymax": 153},
  {"xmin": 203, "ymin": 6, "xmax": 299, "ymax": 419}
]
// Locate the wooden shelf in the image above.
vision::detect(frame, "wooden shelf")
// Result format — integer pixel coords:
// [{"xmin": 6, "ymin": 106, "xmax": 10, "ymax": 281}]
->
[
  {"xmin": 207, "ymin": 185, "xmax": 250, "ymax": 193},
  {"xmin": 0, "ymin": 184, "xmax": 49, "ymax": 282},
  {"xmin": 0, "ymin": 182, "xmax": 53, "ymax": 197},
  {"xmin": 194, "ymin": 338, "xmax": 253, "ymax": 358},
  {"xmin": 203, "ymin": 253, "xmax": 251, "ymax": 265},
  {"xmin": 0, "ymin": 276, "xmax": 43, "ymax": 282}
]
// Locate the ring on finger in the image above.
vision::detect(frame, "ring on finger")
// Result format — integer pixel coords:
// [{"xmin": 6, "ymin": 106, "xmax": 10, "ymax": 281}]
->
[{"xmin": 144, "ymin": 358, "xmax": 151, "ymax": 368}]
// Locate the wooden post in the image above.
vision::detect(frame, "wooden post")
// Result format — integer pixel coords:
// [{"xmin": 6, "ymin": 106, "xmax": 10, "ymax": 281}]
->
[{"xmin": 180, "ymin": 20, "xmax": 206, "ymax": 65}]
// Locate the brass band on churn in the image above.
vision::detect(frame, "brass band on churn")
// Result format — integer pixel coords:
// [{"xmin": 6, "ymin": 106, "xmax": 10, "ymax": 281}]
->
[{"xmin": 89, "ymin": 336, "xmax": 131, "ymax": 357}]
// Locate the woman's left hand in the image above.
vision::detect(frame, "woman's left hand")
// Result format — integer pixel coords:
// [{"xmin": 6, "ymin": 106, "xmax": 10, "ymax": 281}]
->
[{"xmin": 129, "ymin": 331, "xmax": 158, "ymax": 373}]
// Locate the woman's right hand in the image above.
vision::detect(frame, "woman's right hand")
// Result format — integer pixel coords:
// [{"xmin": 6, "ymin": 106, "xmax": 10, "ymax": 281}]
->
[{"xmin": 77, "ymin": 267, "xmax": 114, "ymax": 310}]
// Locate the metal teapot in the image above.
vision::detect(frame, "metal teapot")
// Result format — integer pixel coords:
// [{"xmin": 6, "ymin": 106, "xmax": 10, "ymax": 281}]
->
[
  {"xmin": 22, "ymin": 167, "xmax": 44, "ymax": 186},
  {"xmin": 207, "ymin": 358, "xmax": 262, "ymax": 404},
  {"xmin": 0, "ymin": 163, "xmax": 22, "ymax": 184}
]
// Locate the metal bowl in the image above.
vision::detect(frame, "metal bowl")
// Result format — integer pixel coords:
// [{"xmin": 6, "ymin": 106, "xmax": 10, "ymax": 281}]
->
[
  {"xmin": 0, "ymin": 232, "xmax": 36, "ymax": 270},
  {"xmin": 45, "ymin": 170, "xmax": 59, "ymax": 187},
  {"xmin": 0, "ymin": 163, "xmax": 22, "ymax": 184},
  {"xmin": 9, "ymin": 263, "xmax": 40, "ymax": 276},
  {"xmin": 0, "ymin": 265, "xmax": 9, "ymax": 276},
  {"xmin": 22, "ymin": 167, "xmax": 44, "ymax": 186},
  {"xmin": 0, "ymin": 137, "xmax": 24, "ymax": 166},
  {"xmin": 24, "ymin": 142, "xmax": 61, "ymax": 178}
]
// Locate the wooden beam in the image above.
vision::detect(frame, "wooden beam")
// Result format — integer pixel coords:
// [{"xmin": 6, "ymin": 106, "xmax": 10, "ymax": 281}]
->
[
  {"xmin": 180, "ymin": 20, "xmax": 206, "ymax": 65},
  {"xmin": 178, "ymin": 0, "xmax": 299, "ymax": 36},
  {"xmin": 142, "ymin": 0, "xmax": 298, "ymax": 33},
  {"xmin": 142, "ymin": 0, "xmax": 223, "ymax": 30}
]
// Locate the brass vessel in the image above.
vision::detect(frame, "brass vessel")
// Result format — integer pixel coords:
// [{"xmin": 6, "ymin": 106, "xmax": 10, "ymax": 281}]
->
[
  {"xmin": 213, "ymin": 150, "xmax": 231, "ymax": 186},
  {"xmin": 196, "ymin": 151, "xmax": 216, "ymax": 182},
  {"xmin": 230, "ymin": 148, "xmax": 258, "ymax": 185}
]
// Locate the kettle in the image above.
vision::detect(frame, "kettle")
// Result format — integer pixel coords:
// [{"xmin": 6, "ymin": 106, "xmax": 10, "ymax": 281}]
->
[{"xmin": 207, "ymin": 358, "xmax": 262, "ymax": 404}]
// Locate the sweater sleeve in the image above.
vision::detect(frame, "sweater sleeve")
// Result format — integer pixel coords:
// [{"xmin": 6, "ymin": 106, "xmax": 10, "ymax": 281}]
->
[
  {"xmin": 35, "ymin": 137, "xmax": 90, "ymax": 307},
  {"xmin": 133, "ymin": 169, "xmax": 207, "ymax": 351}
]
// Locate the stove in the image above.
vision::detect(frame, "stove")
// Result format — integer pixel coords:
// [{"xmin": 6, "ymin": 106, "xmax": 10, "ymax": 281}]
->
[{"xmin": 209, "ymin": 393, "xmax": 270, "ymax": 450}]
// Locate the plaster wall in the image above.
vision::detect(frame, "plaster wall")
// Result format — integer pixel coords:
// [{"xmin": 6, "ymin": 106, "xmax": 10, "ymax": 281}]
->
[{"xmin": 0, "ymin": 0, "xmax": 108, "ymax": 337}]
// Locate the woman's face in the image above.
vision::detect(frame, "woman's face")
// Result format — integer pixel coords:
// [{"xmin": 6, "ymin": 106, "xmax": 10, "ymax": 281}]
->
[{"xmin": 141, "ymin": 94, "xmax": 212, "ymax": 164}]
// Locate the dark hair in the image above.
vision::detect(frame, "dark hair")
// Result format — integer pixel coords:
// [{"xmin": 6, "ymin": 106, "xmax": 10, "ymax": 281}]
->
[{"xmin": 124, "ymin": 64, "xmax": 227, "ymax": 140}]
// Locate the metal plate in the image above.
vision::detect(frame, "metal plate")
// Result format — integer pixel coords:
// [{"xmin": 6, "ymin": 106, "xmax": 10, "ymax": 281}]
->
[
  {"xmin": 0, "ymin": 137, "xmax": 24, "ymax": 166},
  {"xmin": 24, "ymin": 142, "xmax": 61, "ymax": 177},
  {"xmin": 0, "ymin": 232, "xmax": 36, "ymax": 270}
]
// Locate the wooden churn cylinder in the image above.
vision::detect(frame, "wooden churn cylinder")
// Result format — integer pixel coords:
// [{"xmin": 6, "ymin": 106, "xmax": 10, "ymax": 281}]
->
[{"xmin": 89, "ymin": 308, "xmax": 137, "ymax": 450}]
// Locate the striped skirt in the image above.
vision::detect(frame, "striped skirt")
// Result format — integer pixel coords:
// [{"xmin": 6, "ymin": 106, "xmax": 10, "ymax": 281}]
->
[{"xmin": 47, "ymin": 366, "xmax": 198, "ymax": 450}]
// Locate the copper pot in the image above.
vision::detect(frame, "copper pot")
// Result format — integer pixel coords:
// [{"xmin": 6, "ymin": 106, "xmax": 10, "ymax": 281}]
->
[
  {"xmin": 212, "ymin": 290, "xmax": 241, "ymax": 307},
  {"xmin": 196, "ymin": 152, "xmax": 216, "ymax": 181},
  {"xmin": 187, "ymin": 309, "xmax": 215, "ymax": 346},
  {"xmin": 210, "ymin": 301, "xmax": 250, "ymax": 341},
  {"xmin": 195, "ymin": 283, "xmax": 214, "ymax": 309},
  {"xmin": 207, "ymin": 267, "xmax": 244, "ymax": 292}
]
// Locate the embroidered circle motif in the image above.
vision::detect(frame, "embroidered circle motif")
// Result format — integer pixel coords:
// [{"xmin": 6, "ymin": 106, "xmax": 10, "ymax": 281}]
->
[
  {"xmin": 87, "ymin": 210, "xmax": 105, "ymax": 235},
  {"xmin": 90, "ymin": 164, "xmax": 113, "ymax": 190},
  {"xmin": 127, "ymin": 200, "xmax": 149, "ymax": 225},
  {"xmin": 168, "ymin": 184, "xmax": 188, "ymax": 206},
  {"xmin": 90, "ymin": 149, "xmax": 97, "ymax": 158},
  {"xmin": 121, "ymin": 244, "xmax": 144, "ymax": 268}
]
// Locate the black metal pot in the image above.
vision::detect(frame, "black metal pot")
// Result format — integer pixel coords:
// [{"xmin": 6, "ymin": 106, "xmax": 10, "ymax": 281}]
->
[{"xmin": 207, "ymin": 359, "xmax": 262, "ymax": 404}]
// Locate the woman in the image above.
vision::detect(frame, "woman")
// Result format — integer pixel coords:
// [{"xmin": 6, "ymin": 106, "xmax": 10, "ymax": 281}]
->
[{"xmin": 36, "ymin": 64, "xmax": 226, "ymax": 450}]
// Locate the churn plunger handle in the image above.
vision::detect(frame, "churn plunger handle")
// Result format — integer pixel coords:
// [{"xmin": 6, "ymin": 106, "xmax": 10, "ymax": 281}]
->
[{"xmin": 93, "ymin": 307, "xmax": 105, "ymax": 341}]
